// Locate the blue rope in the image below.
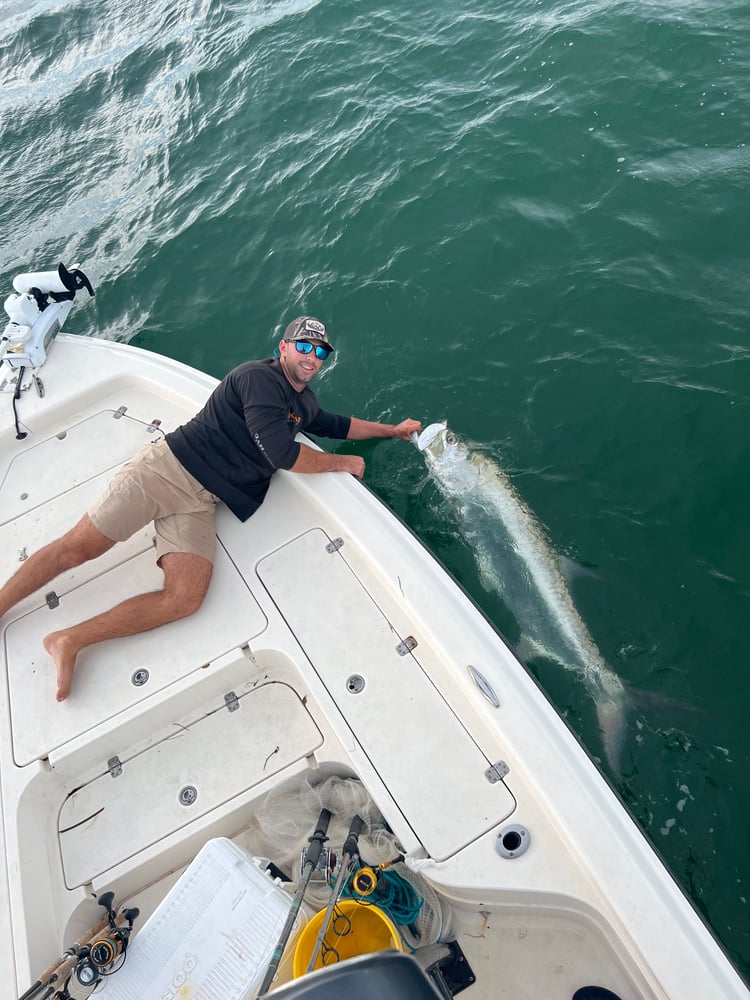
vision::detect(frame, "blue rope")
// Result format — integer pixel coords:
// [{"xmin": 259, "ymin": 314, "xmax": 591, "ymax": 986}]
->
[{"xmin": 342, "ymin": 867, "xmax": 424, "ymax": 929}]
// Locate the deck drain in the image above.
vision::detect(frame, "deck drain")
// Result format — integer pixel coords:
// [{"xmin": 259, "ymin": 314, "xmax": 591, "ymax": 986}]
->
[
  {"xmin": 495, "ymin": 824, "xmax": 530, "ymax": 859},
  {"xmin": 346, "ymin": 674, "xmax": 365, "ymax": 694},
  {"xmin": 179, "ymin": 785, "xmax": 198, "ymax": 806},
  {"xmin": 131, "ymin": 668, "xmax": 149, "ymax": 687}
]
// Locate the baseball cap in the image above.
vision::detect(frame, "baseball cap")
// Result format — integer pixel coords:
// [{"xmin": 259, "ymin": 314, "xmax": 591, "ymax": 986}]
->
[{"xmin": 283, "ymin": 316, "xmax": 334, "ymax": 350}]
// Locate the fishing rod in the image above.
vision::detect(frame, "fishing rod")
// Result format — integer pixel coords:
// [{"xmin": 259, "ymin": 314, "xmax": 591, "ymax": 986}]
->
[
  {"xmin": 256, "ymin": 807, "xmax": 332, "ymax": 997},
  {"xmin": 305, "ymin": 815, "xmax": 364, "ymax": 973},
  {"xmin": 19, "ymin": 892, "xmax": 138, "ymax": 1000}
]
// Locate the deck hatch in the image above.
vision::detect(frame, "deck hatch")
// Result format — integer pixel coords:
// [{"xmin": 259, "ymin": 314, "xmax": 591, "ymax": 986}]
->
[
  {"xmin": 58, "ymin": 681, "xmax": 322, "ymax": 887},
  {"xmin": 0, "ymin": 409, "xmax": 161, "ymax": 524},
  {"xmin": 6, "ymin": 542, "xmax": 267, "ymax": 765},
  {"xmin": 257, "ymin": 528, "xmax": 516, "ymax": 862}
]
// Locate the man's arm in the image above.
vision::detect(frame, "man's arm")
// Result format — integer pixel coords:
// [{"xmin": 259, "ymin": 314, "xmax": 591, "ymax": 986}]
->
[
  {"xmin": 346, "ymin": 417, "xmax": 422, "ymax": 441},
  {"xmin": 289, "ymin": 443, "xmax": 365, "ymax": 479},
  {"xmin": 288, "ymin": 417, "xmax": 423, "ymax": 480}
]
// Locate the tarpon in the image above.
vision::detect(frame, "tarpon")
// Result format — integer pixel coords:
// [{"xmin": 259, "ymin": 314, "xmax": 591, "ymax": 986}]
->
[{"xmin": 414, "ymin": 422, "xmax": 628, "ymax": 774}]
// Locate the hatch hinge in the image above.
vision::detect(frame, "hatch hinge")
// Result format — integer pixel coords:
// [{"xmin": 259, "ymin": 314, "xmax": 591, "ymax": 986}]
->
[
  {"xmin": 108, "ymin": 755, "xmax": 123, "ymax": 778},
  {"xmin": 113, "ymin": 405, "xmax": 127, "ymax": 419},
  {"xmin": 396, "ymin": 635, "xmax": 418, "ymax": 656},
  {"xmin": 485, "ymin": 760, "xmax": 510, "ymax": 783},
  {"xmin": 224, "ymin": 691, "xmax": 240, "ymax": 713},
  {"xmin": 45, "ymin": 591, "xmax": 59, "ymax": 609},
  {"xmin": 326, "ymin": 537, "xmax": 344, "ymax": 553}
]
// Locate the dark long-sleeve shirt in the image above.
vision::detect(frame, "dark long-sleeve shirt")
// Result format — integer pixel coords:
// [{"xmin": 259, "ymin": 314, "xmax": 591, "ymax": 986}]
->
[{"xmin": 165, "ymin": 359, "xmax": 351, "ymax": 521}]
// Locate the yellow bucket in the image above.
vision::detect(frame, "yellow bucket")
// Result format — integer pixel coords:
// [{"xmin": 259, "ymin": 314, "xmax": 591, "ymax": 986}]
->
[{"xmin": 292, "ymin": 899, "xmax": 403, "ymax": 977}]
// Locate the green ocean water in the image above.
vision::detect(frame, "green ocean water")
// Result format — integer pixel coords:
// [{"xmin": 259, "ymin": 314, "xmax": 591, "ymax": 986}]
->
[{"xmin": 1, "ymin": 0, "xmax": 749, "ymax": 982}]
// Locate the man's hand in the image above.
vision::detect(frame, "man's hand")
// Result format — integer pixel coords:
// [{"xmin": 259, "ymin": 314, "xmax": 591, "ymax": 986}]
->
[
  {"xmin": 391, "ymin": 419, "xmax": 423, "ymax": 441},
  {"xmin": 338, "ymin": 455, "xmax": 365, "ymax": 478}
]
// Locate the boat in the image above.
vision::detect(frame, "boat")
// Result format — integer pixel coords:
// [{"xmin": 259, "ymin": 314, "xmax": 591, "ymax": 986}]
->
[{"xmin": 1, "ymin": 265, "xmax": 747, "ymax": 1000}]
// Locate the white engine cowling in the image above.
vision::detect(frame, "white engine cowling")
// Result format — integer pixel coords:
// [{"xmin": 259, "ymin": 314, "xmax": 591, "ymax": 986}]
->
[
  {"xmin": 1, "ymin": 263, "xmax": 94, "ymax": 370},
  {"xmin": 13, "ymin": 266, "xmax": 71, "ymax": 296}
]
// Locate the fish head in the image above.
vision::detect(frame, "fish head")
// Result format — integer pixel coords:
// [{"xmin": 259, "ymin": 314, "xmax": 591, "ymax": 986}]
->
[
  {"xmin": 414, "ymin": 422, "xmax": 461, "ymax": 458},
  {"xmin": 414, "ymin": 422, "xmax": 447, "ymax": 453}
]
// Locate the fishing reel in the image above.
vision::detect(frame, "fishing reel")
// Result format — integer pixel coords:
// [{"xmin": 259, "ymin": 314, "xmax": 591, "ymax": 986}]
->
[
  {"xmin": 56, "ymin": 892, "xmax": 139, "ymax": 1000},
  {"xmin": 350, "ymin": 856, "xmax": 402, "ymax": 898},
  {"xmin": 301, "ymin": 845, "xmax": 336, "ymax": 884},
  {"xmin": 351, "ymin": 865, "xmax": 380, "ymax": 897}
]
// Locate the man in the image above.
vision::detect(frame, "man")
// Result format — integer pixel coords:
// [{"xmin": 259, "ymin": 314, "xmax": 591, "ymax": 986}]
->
[{"xmin": 0, "ymin": 316, "xmax": 422, "ymax": 702}]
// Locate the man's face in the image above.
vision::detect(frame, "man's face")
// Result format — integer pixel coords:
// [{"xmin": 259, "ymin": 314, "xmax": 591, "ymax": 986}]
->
[{"xmin": 279, "ymin": 338, "xmax": 328, "ymax": 388}]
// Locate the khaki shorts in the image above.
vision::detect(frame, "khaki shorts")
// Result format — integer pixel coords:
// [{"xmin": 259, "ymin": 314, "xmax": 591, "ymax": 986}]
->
[{"xmin": 89, "ymin": 439, "xmax": 219, "ymax": 564}]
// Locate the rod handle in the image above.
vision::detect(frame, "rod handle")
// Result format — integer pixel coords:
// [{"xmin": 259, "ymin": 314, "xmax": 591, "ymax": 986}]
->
[
  {"xmin": 342, "ymin": 815, "xmax": 364, "ymax": 859},
  {"xmin": 304, "ymin": 808, "xmax": 332, "ymax": 871}
]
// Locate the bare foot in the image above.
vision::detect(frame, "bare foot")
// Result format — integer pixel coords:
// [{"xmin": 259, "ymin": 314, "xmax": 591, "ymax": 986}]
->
[{"xmin": 43, "ymin": 631, "xmax": 79, "ymax": 701}]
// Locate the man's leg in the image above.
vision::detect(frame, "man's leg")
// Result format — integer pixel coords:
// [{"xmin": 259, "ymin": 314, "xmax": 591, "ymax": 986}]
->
[
  {"xmin": 0, "ymin": 514, "xmax": 115, "ymax": 619},
  {"xmin": 43, "ymin": 551, "xmax": 213, "ymax": 701}
]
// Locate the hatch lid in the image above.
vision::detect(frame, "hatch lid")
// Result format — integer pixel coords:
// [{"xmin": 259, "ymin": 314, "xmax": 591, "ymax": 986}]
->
[
  {"xmin": 257, "ymin": 528, "xmax": 515, "ymax": 861},
  {"xmin": 6, "ymin": 542, "xmax": 267, "ymax": 765},
  {"xmin": 0, "ymin": 409, "xmax": 161, "ymax": 525},
  {"xmin": 58, "ymin": 682, "xmax": 322, "ymax": 887}
]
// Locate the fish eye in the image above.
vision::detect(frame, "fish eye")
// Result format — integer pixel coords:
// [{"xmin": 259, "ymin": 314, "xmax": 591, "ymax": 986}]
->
[{"xmin": 446, "ymin": 432, "xmax": 457, "ymax": 445}]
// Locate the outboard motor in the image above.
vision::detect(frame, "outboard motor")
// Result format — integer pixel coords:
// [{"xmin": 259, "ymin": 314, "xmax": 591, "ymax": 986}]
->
[{"xmin": 2, "ymin": 262, "xmax": 94, "ymax": 370}]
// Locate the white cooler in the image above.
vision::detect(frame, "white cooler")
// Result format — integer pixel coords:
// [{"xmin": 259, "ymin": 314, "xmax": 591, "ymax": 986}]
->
[{"xmin": 98, "ymin": 838, "xmax": 293, "ymax": 1000}]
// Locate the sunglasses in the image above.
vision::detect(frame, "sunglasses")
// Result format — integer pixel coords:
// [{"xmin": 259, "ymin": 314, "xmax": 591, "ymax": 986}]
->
[{"xmin": 288, "ymin": 339, "xmax": 333, "ymax": 361}]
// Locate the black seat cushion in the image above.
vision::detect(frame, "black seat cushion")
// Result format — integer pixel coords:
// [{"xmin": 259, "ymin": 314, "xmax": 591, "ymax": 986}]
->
[
  {"xmin": 270, "ymin": 950, "xmax": 441, "ymax": 1000},
  {"xmin": 573, "ymin": 988, "xmax": 623, "ymax": 1000}
]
